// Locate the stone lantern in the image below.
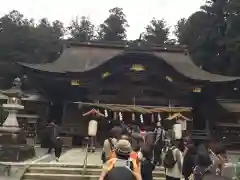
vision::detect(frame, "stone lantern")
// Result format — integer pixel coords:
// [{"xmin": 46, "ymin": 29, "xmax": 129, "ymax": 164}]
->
[{"xmin": 0, "ymin": 77, "xmax": 35, "ymax": 161}]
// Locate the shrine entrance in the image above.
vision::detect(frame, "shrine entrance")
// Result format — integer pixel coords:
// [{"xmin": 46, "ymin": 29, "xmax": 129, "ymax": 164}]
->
[{"xmin": 77, "ymin": 102, "xmax": 192, "ymax": 144}]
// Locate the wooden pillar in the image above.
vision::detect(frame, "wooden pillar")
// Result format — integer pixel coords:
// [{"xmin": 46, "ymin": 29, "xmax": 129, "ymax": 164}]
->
[
  {"xmin": 191, "ymin": 86, "xmax": 213, "ymax": 145},
  {"xmin": 61, "ymin": 102, "xmax": 67, "ymax": 125}
]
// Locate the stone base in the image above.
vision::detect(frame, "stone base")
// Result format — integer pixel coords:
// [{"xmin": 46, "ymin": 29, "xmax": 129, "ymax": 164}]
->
[
  {"xmin": 0, "ymin": 144, "xmax": 35, "ymax": 162},
  {"xmin": 0, "ymin": 130, "xmax": 26, "ymax": 144},
  {"xmin": 0, "ymin": 129, "xmax": 35, "ymax": 162}
]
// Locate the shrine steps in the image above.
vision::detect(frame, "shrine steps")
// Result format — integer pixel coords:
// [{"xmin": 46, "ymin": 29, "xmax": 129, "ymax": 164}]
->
[{"xmin": 21, "ymin": 163, "xmax": 165, "ymax": 180}]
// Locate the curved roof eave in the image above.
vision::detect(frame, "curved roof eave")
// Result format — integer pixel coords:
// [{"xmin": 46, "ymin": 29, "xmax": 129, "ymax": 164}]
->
[
  {"xmin": 19, "ymin": 47, "xmax": 125, "ymax": 73},
  {"xmin": 18, "ymin": 46, "xmax": 240, "ymax": 83},
  {"xmin": 154, "ymin": 52, "xmax": 240, "ymax": 82}
]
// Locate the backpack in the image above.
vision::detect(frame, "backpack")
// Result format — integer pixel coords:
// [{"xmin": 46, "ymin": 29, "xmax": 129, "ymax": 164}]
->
[
  {"xmin": 163, "ymin": 147, "xmax": 177, "ymax": 169},
  {"xmin": 102, "ymin": 138, "xmax": 115, "ymax": 162},
  {"xmin": 104, "ymin": 159, "xmax": 137, "ymax": 180}
]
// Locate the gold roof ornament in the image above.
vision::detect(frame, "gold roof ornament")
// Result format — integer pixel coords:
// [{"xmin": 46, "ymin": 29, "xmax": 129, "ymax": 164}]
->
[
  {"xmin": 193, "ymin": 87, "xmax": 201, "ymax": 93},
  {"xmin": 102, "ymin": 72, "xmax": 111, "ymax": 78},
  {"xmin": 71, "ymin": 80, "xmax": 81, "ymax": 86},
  {"xmin": 130, "ymin": 64, "xmax": 145, "ymax": 72},
  {"xmin": 165, "ymin": 76, "xmax": 173, "ymax": 82}
]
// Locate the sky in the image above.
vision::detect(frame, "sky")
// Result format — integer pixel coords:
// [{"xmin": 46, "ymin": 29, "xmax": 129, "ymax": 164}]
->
[{"xmin": 0, "ymin": 0, "xmax": 206, "ymax": 40}]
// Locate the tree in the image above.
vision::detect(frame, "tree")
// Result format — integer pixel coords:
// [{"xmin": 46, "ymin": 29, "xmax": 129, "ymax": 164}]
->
[
  {"xmin": 32, "ymin": 18, "xmax": 65, "ymax": 63},
  {"xmin": 143, "ymin": 18, "xmax": 169, "ymax": 44},
  {"xmin": 178, "ymin": 0, "xmax": 236, "ymax": 75},
  {"xmin": 174, "ymin": 18, "xmax": 187, "ymax": 44},
  {"xmin": 98, "ymin": 7, "xmax": 128, "ymax": 41},
  {"xmin": 0, "ymin": 10, "xmax": 35, "ymax": 87},
  {"xmin": 68, "ymin": 16, "xmax": 95, "ymax": 41},
  {"xmin": 0, "ymin": 10, "xmax": 65, "ymax": 88}
]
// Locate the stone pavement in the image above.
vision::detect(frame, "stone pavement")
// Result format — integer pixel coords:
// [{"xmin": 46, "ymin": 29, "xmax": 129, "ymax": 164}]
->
[
  {"xmin": 53, "ymin": 148, "xmax": 240, "ymax": 164},
  {"xmin": 0, "ymin": 147, "xmax": 71, "ymax": 180},
  {"xmin": 51, "ymin": 148, "xmax": 102, "ymax": 165}
]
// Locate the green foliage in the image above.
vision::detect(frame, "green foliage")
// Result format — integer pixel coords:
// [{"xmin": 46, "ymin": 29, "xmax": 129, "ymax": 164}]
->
[
  {"xmin": 143, "ymin": 18, "xmax": 169, "ymax": 44},
  {"xmin": 175, "ymin": 0, "xmax": 240, "ymax": 76},
  {"xmin": 98, "ymin": 7, "xmax": 129, "ymax": 41},
  {"xmin": 68, "ymin": 16, "xmax": 95, "ymax": 41},
  {"xmin": 174, "ymin": 18, "xmax": 187, "ymax": 44},
  {"xmin": 0, "ymin": 10, "xmax": 64, "ymax": 64}
]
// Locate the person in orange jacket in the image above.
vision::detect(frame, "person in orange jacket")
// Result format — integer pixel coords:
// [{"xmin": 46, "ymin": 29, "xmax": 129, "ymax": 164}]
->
[{"xmin": 99, "ymin": 139, "xmax": 141, "ymax": 180}]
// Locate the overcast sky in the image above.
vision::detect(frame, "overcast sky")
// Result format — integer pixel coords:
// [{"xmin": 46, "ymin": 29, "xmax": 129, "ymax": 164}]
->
[{"xmin": 0, "ymin": 0, "xmax": 205, "ymax": 40}]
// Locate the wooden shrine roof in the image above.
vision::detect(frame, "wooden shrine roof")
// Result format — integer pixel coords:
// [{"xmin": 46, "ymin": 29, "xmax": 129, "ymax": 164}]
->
[
  {"xmin": 19, "ymin": 41, "xmax": 240, "ymax": 82},
  {"xmin": 218, "ymin": 99, "xmax": 240, "ymax": 112},
  {"xmin": 76, "ymin": 102, "xmax": 192, "ymax": 113}
]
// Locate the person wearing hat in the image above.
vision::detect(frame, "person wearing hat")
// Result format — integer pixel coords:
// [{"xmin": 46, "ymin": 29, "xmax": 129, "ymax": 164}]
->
[{"xmin": 99, "ymin": 139, "xmax": 141, "ymax": 180}]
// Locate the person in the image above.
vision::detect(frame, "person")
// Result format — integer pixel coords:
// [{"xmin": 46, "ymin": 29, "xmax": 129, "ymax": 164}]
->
[
  {"xmin": 161, "ymin": 139, "xmax": 170, "ymax": 165},
  {"xmin": 141, "ymin": 147, "xmax": 155, "ymax": 180},
  {"xmin": 102, "ymin": 132, "xmax": 118, "ymax": 163},
  {"xmin": 182, "ymin": 144, "xmax": 196, "ymax": 180},
  {"xmin": 99, "ymin": 139, "xmax": 141, "ymax": 180},
  {"xmin": 164, "ymin": 140, "xmax": 183, "ymax": 180},
  {"xmin": 153, "ymin": 122, "xmax": 165, "ymax": 166},
  {"xmin": 193, "ymin": 139, "xmax": 226, "ymax": 180},
  {"xmin": 112, "ymin": 134, "xmax": 142, "ymax": 168},
  {"xmin": 54, "ymin": 136, "xmax": 62, "ymax": 162},
  {"xmin": 47, "ymin": 121, "xmax": 59, "ymax": 153}
]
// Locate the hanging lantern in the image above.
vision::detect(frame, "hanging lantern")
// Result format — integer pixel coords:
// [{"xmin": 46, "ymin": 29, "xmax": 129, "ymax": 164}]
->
[
  {"xmin": 157, "ymin": 113, "xmax": 161, "ymax": 121},
  {"xmin": 104, "ymin": 109, "xmax": 108, "ymax": 117},
  {"xmin": 151, "ymin": 114, "xmax": 154, "ymax": 123},
  {"xmin": 119, "ymin": 112, "xmax": 123, "ymax": 121},
  {"xmin": 132, "ymin": 112, "xmax": 135, "ymax": 121},
  {"xmin": 140, "ymin": 114, "xmax": 144, "ymax": 124}
]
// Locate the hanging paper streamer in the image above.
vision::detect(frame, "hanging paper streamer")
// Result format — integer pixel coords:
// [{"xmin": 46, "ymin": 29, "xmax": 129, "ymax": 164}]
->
[
  {"xmin": 157, "ymin": 113, "xmax": 161, "ymax": 121},
  {"xmin": 140, "ymin": 114, "xmax": 144, "ymax": 124},
  {"xmin": 151, "ymin": 114, "xmax": 154, "ymax": 123},
  {"xmin": 104, "ymin": 109, "xmax": 108, "ymax": 117},
  {"xmin": 113, "ymin": 112, "xmax": 117, "ymax": 120},
  {"xmin": 119, "ymin": 112, "xmax": 123, "ymax": 121},
  {"xmin": 173, "ymin": 123, "xmax": 182, "ymax": 139},
  {"xmin": 132, "ymin": 113, "xmax": 135, "ymax": 121}
]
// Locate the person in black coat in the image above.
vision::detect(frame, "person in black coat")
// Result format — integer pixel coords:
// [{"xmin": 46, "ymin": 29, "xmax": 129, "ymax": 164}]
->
[
  {"xmin": 182, "ymin": 144, "xmax": 197, "ymax": 180},
  {"xmin": 141, "ymin": 146, "xmax": 155, "ymax": 180},
  {"xmin": 54, "ymin": 137, "xmax": 62, "ymax": 162}
]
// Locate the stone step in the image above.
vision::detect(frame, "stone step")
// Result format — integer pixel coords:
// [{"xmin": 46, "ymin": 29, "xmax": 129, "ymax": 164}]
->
[
  {"xmin": 27, "ymin": 166, "xmax": 165, "ymax": 177},
  {"xmin": 29, "ymin": 163, "xmax": 165, "ymax": 170},
  {"xmin": 23, "ymin": 173, "xmax": 165, "ymax": 180},
  {"xmin": 29, "ymin": 163, "xmax": 102, "ymax": 168}
]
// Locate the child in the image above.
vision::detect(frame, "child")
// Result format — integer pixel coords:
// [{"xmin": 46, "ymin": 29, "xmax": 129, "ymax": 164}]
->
[{"xmin": 54, "ymin": 137, "xmax": 62, "ymax": 162}]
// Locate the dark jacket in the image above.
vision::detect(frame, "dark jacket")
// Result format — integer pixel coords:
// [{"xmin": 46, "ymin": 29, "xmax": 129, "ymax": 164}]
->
[
  {"xmin": 141, "ymin": 158, "xmax": 155, "ymax": 180},
  {"xmin": 195, "ymin": 144, "xmax": 212, "ymax": 167},
  {"xmin": 182, "ymin": 144, "xmax": 196, "ymax": 177},
  {"xmin": 183, "ymin": 153, "xmax": 195, "ymax": 177}
]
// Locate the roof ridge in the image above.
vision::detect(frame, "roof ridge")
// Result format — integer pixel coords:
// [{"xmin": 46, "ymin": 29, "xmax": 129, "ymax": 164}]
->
[{"xmin": 66, "ymin": 40, "xmax": 187, "ymax": 53}]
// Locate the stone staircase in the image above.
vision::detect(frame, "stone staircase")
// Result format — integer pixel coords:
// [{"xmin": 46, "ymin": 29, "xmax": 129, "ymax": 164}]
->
[{"xmin": 21, "ymin": 163, "xmax": 166, "ymax": 180}]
